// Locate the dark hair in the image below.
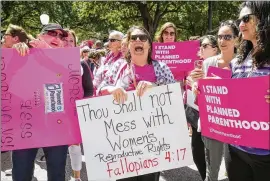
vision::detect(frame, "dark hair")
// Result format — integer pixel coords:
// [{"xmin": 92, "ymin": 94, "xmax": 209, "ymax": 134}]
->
[
  {"xmin": 156, "ymin": 22, "xmax": 177, "ymax": 42},
  {"xmin": 126, "ymin": 26, "xmax": 152, "ymax": 64},
  {"xmin": 5, "ymin": 24, "xmax": 31, "ymax": 43},
  {"xmin": 219, "ymin": 20, "xmax": 239, "ymax": 37},
  {"xmin": 219, "ymin": 20, "xmax": 239, "ymax": 53},
  {"xmin": 237, "ymin": 1, "xmax": 270, "ymax": 68},
  {"xmin": 200, "ymin": 35, "xmax": 218, "ymax": 47},
  {"xmin": 89, "ymin": 50, "xmax": 101, "ymax": 60},
  {"xmin": 189, "ymin": 36, "xmax": 200, "ymax": 41}
]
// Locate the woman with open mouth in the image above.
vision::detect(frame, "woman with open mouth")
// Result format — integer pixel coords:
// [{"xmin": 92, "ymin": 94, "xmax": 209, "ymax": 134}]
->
[{"xmin": 100, "ymin": 26, "xmax": 175, "ymax": 181}]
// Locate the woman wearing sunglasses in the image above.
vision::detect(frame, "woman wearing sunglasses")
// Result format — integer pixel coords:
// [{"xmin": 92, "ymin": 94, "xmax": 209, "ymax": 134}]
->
[
  {"xmin": 227, "ymin": 2, "xmax": 270, "ymax": 181},
  {"xmin": 156, "ymin": 22, "xmax": 177, "ymax": 43},
  {"xmin": 184, "ymin": 35, "xmax": 219, "ymax": 181},
  {"xmin": 93, "ymin": 30, "xmax": 124, "ymax": 94},
  {"xmin": 100, "ymin": 26, "xmax": 175, "ymax": 181},
  {"xmin": 189, "ymin": 20, "xmax": 239, "ymax": 181},
  {"xmin": 199, "ymin": 35, "xmax": 219, "ymax": 60},
  {"xmin": 156, "ymin": 22, "xmax": 186, "ymax": 81}
]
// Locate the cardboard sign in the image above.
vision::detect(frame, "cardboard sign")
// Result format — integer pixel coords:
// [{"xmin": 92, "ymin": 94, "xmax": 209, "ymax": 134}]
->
[
  {"xmin": 76, "ymin": 83, "xmax": 193, "ymax": 180},
  {"xmin": 207, "ymin": 66, "xmax": 232, "ymax": 79},
  {"xmin": 1, "ymin": 48, "xmax": 83, "ymax": 151},
  {"xmin": 198, "ymin": 76, "xmax": 270, "ymax": 149},
  {"xmin": 152, "ymin": 41, "xmax": 200, "ymax": 80}
]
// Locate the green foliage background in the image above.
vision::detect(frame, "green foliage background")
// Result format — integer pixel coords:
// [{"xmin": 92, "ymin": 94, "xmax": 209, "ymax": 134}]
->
[{"xmin": 1, "ymin": 1, "xmax": 242, "ymax": 43}]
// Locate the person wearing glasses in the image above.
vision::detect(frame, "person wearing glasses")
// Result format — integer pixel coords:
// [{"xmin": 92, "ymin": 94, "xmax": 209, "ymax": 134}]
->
[
  {"xmin": 100, "ymin": 26, "xmax": 175, "ymax": 181},
  {"xmin": 185, "ymin": 34, "xmax": 219, "ymax": 181},
  {"xmin": 1, "ymin": 23, "xmax": 33, "ymax": 177},
  {"xmin": 227, "ymin": 2, "xmax": 270, "ymax": 181},
  {"xmin": 156, "ymin": 22, "xmax": 177, "ymax": 43},
  {"xmin": 93, "ymin": 30, "xmax": 124, "ymax": 94},
  {"xmin": 11, "ymin": 23, "xmax": 69, "ymax": 181},
  {"xmin": 189, "ymin": 20, "xmax": 239, "ymax": 181},
  {"xmin": 80, "ymin": 46, "xmax": 91, "ymax": 62},
  {"xmin": 199, "ymin": 35, "xmax": 219, "ymax": 60},
  {"xmin": 1, "ymin": 24, "xmax": 33, "ymax": 55}
]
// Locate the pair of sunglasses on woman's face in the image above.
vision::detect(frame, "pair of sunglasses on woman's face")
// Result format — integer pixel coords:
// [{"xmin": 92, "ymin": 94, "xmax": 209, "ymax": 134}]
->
[
  {"xmin": 201, "ymin": 43, "xmax": 215, "ymax": 49},
  {"xmin": 45, "ymin": 30, "xmax": 65, "ymax": 40},
  {"xmin": 218, "ymin": 34, "xmax": 235, "ymax": 41},
  {"xmin": 236, "ymin": 13, "xmax": 254, "ymax": 26},
  {"xmin": 130, "ymin": 34, "xmax": 148, "ymax": 42},
  {"xmin": 163, "ymin": 31, "xmax": 175, "ymax": 36},
  {"xmin": 108, "ymin": 38, "xmax": 121, "ymax": 42}
]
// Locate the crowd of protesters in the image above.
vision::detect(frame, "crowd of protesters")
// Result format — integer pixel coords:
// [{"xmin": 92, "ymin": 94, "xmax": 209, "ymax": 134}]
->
[{"xmin": 1, "ymin": 1, "xmax": 269, "ymax": 181}]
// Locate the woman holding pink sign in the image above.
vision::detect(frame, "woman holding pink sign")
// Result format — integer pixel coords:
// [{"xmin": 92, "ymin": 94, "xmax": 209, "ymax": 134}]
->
[
  {"xmin": 227, "ymin": 2, "xmax": 270, "ymax": 181},
  {"xmin": 185, "ymin": 35, "xmax": 219, "ymax": 181},
  {"xmin": 189, "ymin": 20, "xmax": 239, "ymax": 181}
]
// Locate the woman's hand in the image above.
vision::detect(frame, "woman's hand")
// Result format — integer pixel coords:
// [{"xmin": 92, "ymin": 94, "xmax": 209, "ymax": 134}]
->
[
  {"xmin": 136, "ymin": 81, "xmax": 156, "ymax": 97},
  {"xmin": 110, "ymin": 87, "xmax": 127, "ymax": 104},
  {"xmin": 265, "ymin": 89, "xmax": 270, "ymax": 103},
  {"xmin": 192, "ymin": 82, "xmax": 200, "ymax": 96},
  {"xmin": 189, "ymin": 68, "xmax": 204, "ymax": 82},
  {"xmin": 12, "ymin": 42, "xmax": 29, "ymax": 56}
]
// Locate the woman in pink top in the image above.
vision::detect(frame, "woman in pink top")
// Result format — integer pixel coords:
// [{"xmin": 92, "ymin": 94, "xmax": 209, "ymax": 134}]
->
[{"xmin": 101, "ymin": 26, "xmax": 175, "ymax": 181}]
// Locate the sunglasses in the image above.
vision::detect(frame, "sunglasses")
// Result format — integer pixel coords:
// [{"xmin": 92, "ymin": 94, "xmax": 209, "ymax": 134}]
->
[
  {"xmin": 163, "ymin": 31, "xmax": 175, "ymax": 36},
  {"xmin": 83, "ymin": 50, "xmax": 89, "ymax": 53},
  {"xmin": 46, "ymin": 30, "xmax": 64, "ymax": 40},
  {"xmin": 108, "ymin": 38, "xmax": 120, "ymax": 42},
  {"xmin": 130, "ymin": 34, "xmax": 148, "ymax": 42},
  {"xmin": 236, "ymin": 14, "xmax": 254, "ymax": 26},
  {"xmin": 218, "ymin": 34, "xmax": 234, "ymax": 41},
  {"xmin": 201, "ymin": 43, "xmax": 214, "ymax": 49}
]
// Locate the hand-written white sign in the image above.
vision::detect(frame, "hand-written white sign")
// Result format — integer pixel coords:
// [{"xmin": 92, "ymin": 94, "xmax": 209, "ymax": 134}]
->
[{"xmin": 76, "ymin": 83, "xmax": 193, "ymax": 180}]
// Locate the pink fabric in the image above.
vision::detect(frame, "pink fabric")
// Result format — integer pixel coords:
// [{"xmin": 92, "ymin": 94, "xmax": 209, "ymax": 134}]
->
[
  {"xmin": 128, "ymin": 64, "xmax": 157, "ymax": 90},
  {"xmin": 198, "ymin": 76, "xmax": 270, "ymax": 149},
  {"xmin": 134, "ymin": 64, "xmax": 156, "ymax": 82}
]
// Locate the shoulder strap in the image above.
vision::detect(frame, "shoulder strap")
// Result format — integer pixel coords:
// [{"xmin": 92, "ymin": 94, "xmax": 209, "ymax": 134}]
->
[{"xmin": 82, "ymin": 60, "xmax": 94, "ymax": 80}]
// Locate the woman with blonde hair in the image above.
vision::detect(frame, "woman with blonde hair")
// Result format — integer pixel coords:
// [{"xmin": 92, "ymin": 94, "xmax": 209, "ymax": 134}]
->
[{"xmin": 156, "ymin": 22, "xmax": 177, "ymax": 43}]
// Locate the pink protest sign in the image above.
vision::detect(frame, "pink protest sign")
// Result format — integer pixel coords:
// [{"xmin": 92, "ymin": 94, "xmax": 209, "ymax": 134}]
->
[
  {"xmin": 207, "ymin": 66, "xmax": 232, "ymax": 78},
  {"xmin": 152, "ymin": 41, "xmax": 200, "ymax": 80},
  {"xmin": 1, "ymin": 48, "xmax": 83, "ymax": 151},
  {"xmin": 198, "ymin": 76, "xmax": 270, "ymax": 149}
]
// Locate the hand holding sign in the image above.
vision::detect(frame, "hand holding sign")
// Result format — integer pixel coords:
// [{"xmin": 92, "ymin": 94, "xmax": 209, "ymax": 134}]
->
[
  {"xmin": 12, "ymin": 42, "xmax": 30, "ymax": 56},
  {"xmin": 110, "ymin": 86, "xmax": 128, "ymax": 104},
  {"xmin": 76, "ymin": 83, "xmax": 193, "ymax": 180},
  {"xmin": 189, "ymin": 68, "xmax": 205, "ymax": 82},
  {"xmin": 136, "ymin": 81, "xmax": 156, "ymax": 97}
]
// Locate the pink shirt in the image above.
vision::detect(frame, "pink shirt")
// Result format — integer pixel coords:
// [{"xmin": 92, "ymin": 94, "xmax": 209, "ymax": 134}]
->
[{"xmin": 127, "ymin": 64, "xmax": 157, "ymax": 90}]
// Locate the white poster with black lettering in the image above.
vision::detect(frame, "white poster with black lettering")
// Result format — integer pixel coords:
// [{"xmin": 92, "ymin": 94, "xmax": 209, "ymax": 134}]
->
[{"xmin": 76, "ymin": 83, "xmax": 193, "ymax": 180}]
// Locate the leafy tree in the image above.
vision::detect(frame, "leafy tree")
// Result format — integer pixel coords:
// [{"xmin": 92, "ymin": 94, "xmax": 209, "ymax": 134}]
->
[{"xmin": 1, "ymin": 1, "xmax": 242, "ymax": 42}]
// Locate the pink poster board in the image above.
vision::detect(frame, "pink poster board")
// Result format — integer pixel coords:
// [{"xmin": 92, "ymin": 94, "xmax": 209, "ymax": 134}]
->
[
  {"xmin": 198, "ymin": 76, "xmax": 270, "ymax": 149},
  {"xmin": 1, "ymin": 48, "xmax": 83, "ymax": 151},
  {"xmin": 152, "ymin": 41, "xmax": 200, "ymax": 80},
  {"xmin": 207, "ymin": 66, "xmax": 232, "ymax": 79}
]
